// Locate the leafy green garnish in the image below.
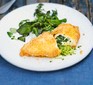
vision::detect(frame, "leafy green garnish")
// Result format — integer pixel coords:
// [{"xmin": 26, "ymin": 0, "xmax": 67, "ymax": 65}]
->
[
  {"xmin": 52, "ymin": 10, "xmax": 57, "ymax": 16},
  {"xmin": 18, "ymin": 36, "xmax": 25, "ymax": 42},
  {"xmin": 77, "ymin": 45, "xmax": 82, "ymax": 48},
  {"xmin": 7, "ymin": 3, "xmax": 67, "ymax": 42},
  {"xmin": 7, "ymin": 32, "xmax": 16, "ymax": 40},
  {"xmin": 34, "ymin": 3, "xmax": 44, "ymax": 17},
  {"xmin": 11, "ymin": 36, "xmax": 16, "ymax": 40},
  {"xmin": 10, "ymin": 28, "xmax": 17, "ymax": 33},
  {"xmin": 16, "ymin": 4, "xmax": 67, "ymax": 40},
  {"xmin": 7, "ymin": 32, "xmax": 13, "ymax": 37},
  {"xmin": 19, "ymin": 19, "xmax": 30, "ymax": 27},
  {"xmin": 32, "ymin": 27, "xmax": 39, "ymax": 36},
  {"xmin": 17, "ymin": 22, "xmax": 31, "ymax": 36}
]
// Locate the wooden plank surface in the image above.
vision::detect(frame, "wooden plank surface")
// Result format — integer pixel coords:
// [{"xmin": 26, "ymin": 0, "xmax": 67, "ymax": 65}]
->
[{"xmin": 0, "ymin": 0, "xmax": 93, "ymax": 24}]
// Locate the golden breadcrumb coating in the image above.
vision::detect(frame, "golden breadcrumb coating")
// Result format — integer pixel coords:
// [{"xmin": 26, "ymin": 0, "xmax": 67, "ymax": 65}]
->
[
  {"xmin": 20, "ymin": 32, "xmax": 61, "ymax": 57},
  {"xmin": 51, "ymin": 23, "xmax": 80, "ymax": 46}
]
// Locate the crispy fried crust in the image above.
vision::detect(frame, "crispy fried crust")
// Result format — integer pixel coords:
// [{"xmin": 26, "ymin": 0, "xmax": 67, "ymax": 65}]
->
[
  {"xmin": 20, "ymin": 32, "xmax": 61, "ymax": 57},
  {"xmin": 51, "ymin": 24, "xmax": 80, "ymax": 46}
]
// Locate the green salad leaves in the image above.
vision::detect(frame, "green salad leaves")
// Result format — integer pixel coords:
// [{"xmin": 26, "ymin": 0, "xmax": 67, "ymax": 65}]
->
[{"xmin": 7, "ymin": 3, "xmax": 67, "ymax": 42}]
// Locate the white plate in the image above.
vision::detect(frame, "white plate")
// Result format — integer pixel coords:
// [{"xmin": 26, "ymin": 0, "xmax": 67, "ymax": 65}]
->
[{"xmin": 0, "ymin": 3, "xmax": 93, "ymax": 71}]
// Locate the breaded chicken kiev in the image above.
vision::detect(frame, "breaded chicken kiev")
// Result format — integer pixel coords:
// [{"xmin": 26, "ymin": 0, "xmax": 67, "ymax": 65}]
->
[
  {"xmin": 51, "ymin": 24, "xmax": 80, "ymax": 47},
  {"xmin": 20, "ymin": 32, "xmax": 61, "ymax": 57}
]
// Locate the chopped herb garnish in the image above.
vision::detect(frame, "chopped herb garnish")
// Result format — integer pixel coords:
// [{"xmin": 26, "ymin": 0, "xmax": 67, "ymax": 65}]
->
[
  {"xmin": 18, "ymin": 36, "xmax": 25, "ymax": 42},
  {"xmin": 7, "ymin": 32, "xmax": 13, "ymax": 37},
  {"xmin": 77, "ymin": 45, "xmax": 82, "ymax": 48},
  {"xmin": 60, "ymin": 45, "xmax": 75, "ymax": 56},
  {"xmin": 49, "ymin": 60, "xmax": 52, "ymax": 63}
]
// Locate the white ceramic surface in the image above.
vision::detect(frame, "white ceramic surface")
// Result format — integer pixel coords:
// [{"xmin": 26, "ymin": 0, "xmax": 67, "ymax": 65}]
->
[{"xmin": 0, "ymin": 3, "xmax": 93, "ymax": 71}]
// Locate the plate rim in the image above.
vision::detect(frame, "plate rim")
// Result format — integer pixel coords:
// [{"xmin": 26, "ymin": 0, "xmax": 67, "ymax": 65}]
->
[{"xmin": 0, "ymin": 3, "xmax": 93, "ymax": 71}]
